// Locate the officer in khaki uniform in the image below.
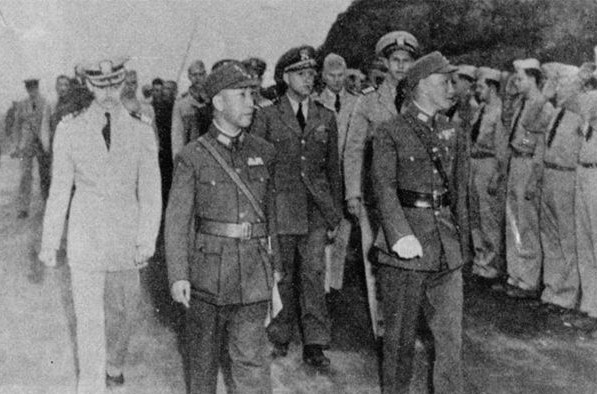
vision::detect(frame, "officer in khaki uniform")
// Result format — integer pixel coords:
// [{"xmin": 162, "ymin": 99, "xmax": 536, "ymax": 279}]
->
[
  {"xmin": 171, "ymin": 60, "xmax": 210, "ymax": 162},
  {"xmin": 12, "ymin": 79, "xmax": 51, "ymax": 218},
  {"xmin": 166, "ymin": 61, "xmax": 280, "ymax": 393},
  {"xmin": 470, "ymin": 67, "xmax": 508, "ymax": 280},
  {"xmin": 251, "ymin": 46, "xmax": 343, "ymax": 367},
  {"xmin": 372, "ymin": 52, "xmax": 467, "ymax": 394},
  {"xmin": 534, "ymin": 63, "xmax": 584, "ymax": 311},
  {"xmin": 343, "ymin": 31, "xmax": 419, "ymax": 335},
  {"xmin": 314, "ymin": 53, "xmax": 359, "ymax": 290},
  {"xmin": 39, "ymin": 57, "xmax": 162, "ymax": 394},
  {"xmin": 505, "ymin": 58, "xmax": 554, "ymax": 298}
]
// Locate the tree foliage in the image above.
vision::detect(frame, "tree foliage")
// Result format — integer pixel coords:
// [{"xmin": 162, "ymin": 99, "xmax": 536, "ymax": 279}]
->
[{"xmin": 318, "ymin": 0, "xmax": 597, "ymax": 72}]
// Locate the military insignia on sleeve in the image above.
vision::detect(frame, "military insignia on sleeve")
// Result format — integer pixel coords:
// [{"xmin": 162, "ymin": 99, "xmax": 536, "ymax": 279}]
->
[
  {"xmin": 248, "ymin": 157, "xmax": 264, "ymax": 166},
  {"xmin": 438, "ymin": 128, "xmax": 456, "ymax": 140},
  {"xmin": 361, "ymin": 86, "xmax": 376, "ymax": 95}
]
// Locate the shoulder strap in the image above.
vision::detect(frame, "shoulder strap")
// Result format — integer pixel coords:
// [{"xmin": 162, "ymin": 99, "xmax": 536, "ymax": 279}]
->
[
  {"xmin": 403, "ymin": 113, "xmax": 451, "ymax": 194},
  {"xmin": 198, "ymin": 136, "xmax": 267, "ymax": 221}
]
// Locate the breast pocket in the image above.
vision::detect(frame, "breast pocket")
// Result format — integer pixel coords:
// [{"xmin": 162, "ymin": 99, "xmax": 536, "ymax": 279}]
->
[
  {"xmin": 248, "ymin": 164, "xmax": 270, "ymax": 199},
  {"xmin": 197, "ymin": 165, "xmax": 235, "ymax": 215}
]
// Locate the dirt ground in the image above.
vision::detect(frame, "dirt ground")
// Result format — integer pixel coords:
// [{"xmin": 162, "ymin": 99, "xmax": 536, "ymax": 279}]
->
[{"xmin": 1, "ymin": 153, "xmax": 597, "ymax": 394}]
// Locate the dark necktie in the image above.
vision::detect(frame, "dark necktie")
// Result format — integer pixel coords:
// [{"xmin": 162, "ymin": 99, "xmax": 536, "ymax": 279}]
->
[
  {"xmin": 335, "ymin": 94, "xmax": 341, "ymax": 113},
  {"xmin": 587, "ymin": 125, "xmax": 594, "ymax": 142},
  {"xmin": 102, "ymin": 112, "xmax": 111, "ymax": 150},
  {"xmin": 508, "ymin": 99, "xmax": 526, "ymax": 144},
  {"xmin": 470, "ymin": 106, "xmax": 485, "ymax": 144},
  {"xmin": 394, "ymin": 84, "xmax": 404, "ymax": 113},
  {"xmin": 32, "ymin": 101, "xmax": 37, "ymax": 111},
  {"xmin": 296, "ymin": 102, "xmax": 306, "ymax": 131},
  {"xmin": 547, "ymin": 108, "xmax": 566, "ymax": 148}
]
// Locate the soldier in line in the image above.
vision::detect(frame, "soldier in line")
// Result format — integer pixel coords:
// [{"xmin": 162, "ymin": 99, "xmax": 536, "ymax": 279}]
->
[
  {"xmin": 343, "ymin": 31, "xmax": 420, "ymax": 335},
  {"xmin": 12, "ymin": 78, "xmax": 50, "ymax": 219},
  {"xmin": 171, "ymin": 60, "xmax": 210, "ymax": 163},
  {"xmin": 469, "ymin": 67, "xmax": 508, "ymax": 282},
  {"xmin": 372, "ymin": 51, "xmax": 467, "ymax": 394},
  {"xmin": 534, "ymin": 63, "xmax": 584, "ymax": 313},
  {"xmin": 504, "ymin": 58, "xmax": 554, "ymax": 299},
  {"xmin": 40, "ymin": 75, "xmax": 75, "ymax": 155},
  {"xmin": 251, "ymin": 46, "xmax": 343, "ymax": 368},
  {"xmin": 166, "ymin": 61, "xmax": 279, "ymax": 393},
  {"xmin": 39, "ymin": 57, "xmax": 162, "ymax": 394}
]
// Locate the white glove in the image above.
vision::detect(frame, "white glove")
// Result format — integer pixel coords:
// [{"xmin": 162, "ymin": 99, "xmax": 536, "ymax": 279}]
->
[
  {"xmin": 392, "ymin": 235, "xmax": 423, "ymax": 259},
  {"xmin": 171, "ymin": 280, "xmax": 191, "ymax": 308},
  {"xmin": 38, "ymin": 248, "xmax": 57, "ymax": 267}
]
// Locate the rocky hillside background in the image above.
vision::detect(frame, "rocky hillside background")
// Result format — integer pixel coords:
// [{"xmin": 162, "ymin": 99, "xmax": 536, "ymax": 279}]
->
[{"xmin": 318, "ymin": 0, "xmax": 597, "ymax": 72}]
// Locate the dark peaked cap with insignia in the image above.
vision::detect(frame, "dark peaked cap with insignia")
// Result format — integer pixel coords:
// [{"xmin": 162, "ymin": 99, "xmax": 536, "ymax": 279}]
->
[
  {"xmin": 405, "ymin": 51, "xmax": 457, "ymax": 91},
  {"xmin": 204, "ymin": 60, "xmax": 260, "ymax": 99},
  {"xmin": 84, "ymin": 56, "xmax": 128, "ymax": 87},
  {"xmin": 277, "ymin": 45, "xmax": 317, "ymax": 74}
]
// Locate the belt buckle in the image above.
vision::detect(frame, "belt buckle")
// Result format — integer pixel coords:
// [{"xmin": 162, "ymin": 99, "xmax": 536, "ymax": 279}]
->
[
  {"xmin": 432, "ymin": 191, "xmax": 442, "ymax": 210},
  {"xmin": 240, "ymin": 222, "xmax": 252, "ymax": 240}
]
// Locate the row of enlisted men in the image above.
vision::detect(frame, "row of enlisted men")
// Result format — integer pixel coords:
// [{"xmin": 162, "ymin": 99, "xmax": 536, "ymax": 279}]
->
[{"xmin": 454, "ymin": 56, "xmax": 597, "ymax": 332}]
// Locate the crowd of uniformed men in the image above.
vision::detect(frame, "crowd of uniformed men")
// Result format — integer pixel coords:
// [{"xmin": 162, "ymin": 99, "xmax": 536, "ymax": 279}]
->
[{"xmin": 5, "ymin": 27, "xmax": 597, "ymax": 394}]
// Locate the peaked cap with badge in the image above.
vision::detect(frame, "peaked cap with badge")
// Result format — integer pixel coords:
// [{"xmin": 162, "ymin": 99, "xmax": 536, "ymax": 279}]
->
[
  {"xmin": 84, "ymin": 56, "xmax": 129, "ymax": 87},
  {"xmin": 375, "ymin": 31, "xmax": 420, "ymax": 58}
]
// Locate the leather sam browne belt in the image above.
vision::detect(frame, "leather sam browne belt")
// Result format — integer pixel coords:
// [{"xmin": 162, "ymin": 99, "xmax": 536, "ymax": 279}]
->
[
  {"xmin": 544, "ymin": 161, "xmax": 575, "ymax": 171},
  {"xmin": 397, "ymin": 189, "xmax": 451, "ymax": 210},
  {"xmin": 197, "ymin": 219, "xmax": 268, "ymax": 240},
  {"xmin": 579, "ymin": 162, "xmax": 597, "ymax": 169}
]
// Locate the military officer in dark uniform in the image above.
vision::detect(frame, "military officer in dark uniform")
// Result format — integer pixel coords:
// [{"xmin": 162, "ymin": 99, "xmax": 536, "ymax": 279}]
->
[
  {"xmin": 251, "ymin": 46, "xmax": 343, "ymax": 368},
  {"xmin": 166, "ymin": 61, "xmax": 280, "ymax": 394},
  {"xmin": 372, "ymin": 52, "xmax": 467, "ymax": 394}
]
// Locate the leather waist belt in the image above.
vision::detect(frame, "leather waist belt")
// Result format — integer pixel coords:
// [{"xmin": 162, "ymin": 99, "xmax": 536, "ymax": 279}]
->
[
  {"xmin": 397, "ymin": 189, "xmax": 450, "ymax": 210},
  {"xmin": 196, "ymin": 219, "xmax": 268, "ymax": 240},
  {"xmin": 471, "ymin": 151, "xmax": 495, "ymax": 159},
  {"xmin": 579, "ymin": 162, "xmax": 597, "ymax": 169},
  {"xmin": 511, "ymin": 148, "xmax": 534, "ymax": 158},
  {"xmin": 544, "ymin": 162, "xmax": 575, "ymax": 172}
]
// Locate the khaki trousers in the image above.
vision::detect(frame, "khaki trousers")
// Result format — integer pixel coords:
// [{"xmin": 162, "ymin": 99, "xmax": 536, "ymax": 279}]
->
[
  {"xmin": 505, "ymin": 157, "xmax": 542, "ymax": 290},
  {"xmin": 470, "ymin": 157, "xmax": 505, "ymax": 278},
  {"xmin": 575, "ymin": 168, "xmax": 597, "ymax": 317},
  {"xmin": 540, "ymin": 169, "xmax": 579, "ymax": 308}
]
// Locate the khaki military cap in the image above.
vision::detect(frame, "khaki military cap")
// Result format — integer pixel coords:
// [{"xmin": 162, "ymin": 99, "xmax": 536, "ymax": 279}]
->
[
  {"xmin": 513, "ymin": 58, "xmax": 541, "ymax": 72},
  {"xmin": 456, "ymin": 65, "xmax": 477, "ymax": 80},
  {"xmin": 204, "ymin": 60, "xmax": 259, "ymax": 99},
  {"xmin": 476, "ymin": 67, "xmax": 501, "ymax": 83},
  {"xmin": 406, "ymin": 51, "xmax": 457, "ymax": 91}
]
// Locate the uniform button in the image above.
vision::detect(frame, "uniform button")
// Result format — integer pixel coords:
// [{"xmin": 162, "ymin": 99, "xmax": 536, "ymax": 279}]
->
[
  {"xmin": 260, "ymin": 177, "xmax": 264, "ymax": 182},
  {"xmin": 240, "ymin": 212, "xmax": 247, "ymax": 219},
  {"xmin": 301, "ymin": 156, "xmax": 306, "ymax": 160},
  {"xmin": 301, "ymin": 140, "xmax": 306, "ymax": 145},
  {"xmin": 433, "ymin": 169, "xmax": 438, "ymax": 174},
  {"xmin": 410, "ymin": 156, "xmax": 414, "ymax": 161},
  {"xmin": 434, "ymin": 211, "xmax": 440, "ymax": 216},
  {"xmin": 210, "ymin": 180, "xmax": 216, "ymax": 186},
  {"xmin": 235, "ymin": 168, "xmax": 241, "ymax": 173},
  {"xmin": 301, "ymin": 172, "xmax": 305, "ymax": 177}
]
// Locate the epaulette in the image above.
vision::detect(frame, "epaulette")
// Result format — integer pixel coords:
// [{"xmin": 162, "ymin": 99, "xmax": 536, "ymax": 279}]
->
[
  {"xmin": 129, "ymin": 111, "xmax": 153, "ymax": 126},
  {"xmin": 361, "ymin": 86, "xmax": 376, "ymax": 95}
]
